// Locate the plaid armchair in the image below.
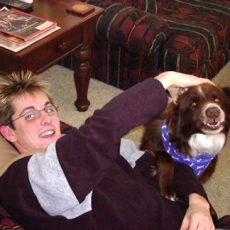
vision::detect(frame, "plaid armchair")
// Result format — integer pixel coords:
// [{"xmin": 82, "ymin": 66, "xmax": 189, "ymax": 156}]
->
[{"xmin": 62, "ymin": 0, "xmax": 230, "ymax": 89}]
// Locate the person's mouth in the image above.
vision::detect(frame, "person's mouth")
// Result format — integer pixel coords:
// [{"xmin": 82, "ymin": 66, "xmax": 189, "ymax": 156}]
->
[{"xmin": 40, "ymin": 129, "xmax": 55, "ymax": 138}]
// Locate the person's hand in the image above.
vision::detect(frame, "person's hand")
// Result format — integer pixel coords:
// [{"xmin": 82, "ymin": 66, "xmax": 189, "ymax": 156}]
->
[
  {"xmin": 155, "ymin": 71, "xmax": 213, "ymax": 89},
  {"xmin": 155, "ymin": 71, "xmax": 214, "ymax": 103},
  {"xmin": 180, "ymin": 193, "xmax": 215, "ymax": 230}
]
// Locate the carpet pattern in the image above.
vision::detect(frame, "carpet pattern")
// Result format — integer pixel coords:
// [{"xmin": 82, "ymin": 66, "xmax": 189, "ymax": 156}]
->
[{"xmin": 41, "ymin": 62, "xmax": 230, "ymax": 218}]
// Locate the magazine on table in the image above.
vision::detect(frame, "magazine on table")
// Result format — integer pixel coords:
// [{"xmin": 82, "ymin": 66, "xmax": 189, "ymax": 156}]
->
[
  {"xmin": 0, "ymin": 26, "xmax": 60, "ymax": 52},
  {"xmin": 0, "ymin": 7, "xmax": 57, "ymax": 41},
  {"xmin": 0, "ymin": 31, "xmax": 24, "ymax": 45}
]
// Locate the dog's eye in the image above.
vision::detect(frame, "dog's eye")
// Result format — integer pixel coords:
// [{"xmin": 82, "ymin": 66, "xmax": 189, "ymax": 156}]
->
[
  {"xmin": 189, "ymin": 96, "xmax": 199, "ymax": 107},
  {"xmin": 214, "ymin": 97, "xmax": 220, "ymax": 103},
  {"xmin": 191, "ymin": 101, "xmax": 197, "ymax": 107}
]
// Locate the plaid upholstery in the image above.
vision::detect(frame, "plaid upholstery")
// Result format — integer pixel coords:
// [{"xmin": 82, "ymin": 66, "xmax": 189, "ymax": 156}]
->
[
  {"xmin": 61, "ymin": 1, "xmax": 169, "ymax": 89},
  {"xmin": 60, "ymin": 0, "xmax": 230, "ymax": 89},
  {"xmin": 93, "ymin": 3, "xmax": 169, "ymax": 88},
  {"xmin": 156, "ymin": 0, "xmax": 230, "ymax": 77},
  {"xmin": 0, "ymin": 206, "xmax": 25, "ymax": 230}
]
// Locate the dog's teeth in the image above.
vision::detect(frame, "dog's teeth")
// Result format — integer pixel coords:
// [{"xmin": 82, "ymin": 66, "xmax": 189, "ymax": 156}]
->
[{"xmin": 206, "ymin": 121, "xmax": 221, "ymax": 130}]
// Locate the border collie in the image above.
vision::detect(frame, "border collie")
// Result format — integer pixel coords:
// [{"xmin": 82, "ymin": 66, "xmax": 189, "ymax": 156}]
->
[{"xmin": 140, "ymin": 83, "xmax": 230, "ymax": 199}]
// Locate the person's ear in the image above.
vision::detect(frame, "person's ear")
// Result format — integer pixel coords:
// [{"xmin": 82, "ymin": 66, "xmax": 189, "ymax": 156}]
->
[{"xmin": 0, "ymin": 125, "xmax": 17, "ymax": 143}]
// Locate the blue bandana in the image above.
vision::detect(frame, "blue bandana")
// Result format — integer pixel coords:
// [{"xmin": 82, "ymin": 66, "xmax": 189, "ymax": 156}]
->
[{"xmin": 161, "ymin": 120, "xmax": 217, "ymax": 176}]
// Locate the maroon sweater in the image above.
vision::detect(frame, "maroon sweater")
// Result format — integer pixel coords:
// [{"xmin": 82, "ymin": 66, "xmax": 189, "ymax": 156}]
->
[{"xmin": 0, "ymin": 79, "xmax": 208, "ymax": 230}]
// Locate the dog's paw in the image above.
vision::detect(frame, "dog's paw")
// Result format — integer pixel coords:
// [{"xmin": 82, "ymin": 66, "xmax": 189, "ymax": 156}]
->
[
  {"xmin": 160, "ymin": 186, "xmax": 177, "ymax": 201},
  {"xmin": 162, "ymin": 192, "xmax": 177, "ymax": 201},
  {"xmin": 161, "ymin": 193, "xmax": 177, "ymax": 201},
  {"xmin": 164, "ymin": 193, "xmax": 177, "ymax": 202}
]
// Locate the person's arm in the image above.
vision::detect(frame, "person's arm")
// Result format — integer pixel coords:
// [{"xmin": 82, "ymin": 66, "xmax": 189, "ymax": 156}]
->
[
  {"xmin": 158, "ymin": 73, "xmax": 215, "ymax": 230},
  {"xmin": 56, "ymin": 78, "xmax": 169, "ymax": 201},
  {"xmin": 155, "ymin": 71, "xmax": 213, "ymax": 89},
  {"xmin": 58, "ymin": 71, "xmax": 213, "ymax": 199},
  {"xmin": 180, "ymin": 193, "xmax": 215, "ymax": 230},
  {"xmin": 174, "ymin": 162, "xmax": 208, "ymax": 202},
  {"xmin": 1, "ymin": 77, "xmax": 170, "ymax": 221},
  {"xmin": 27, "ymin": 72, "xmax": 214, "ymax": 215},
  {"xmin": 173, "ymin": 162, "xmax": 215, "ymax": 230}
]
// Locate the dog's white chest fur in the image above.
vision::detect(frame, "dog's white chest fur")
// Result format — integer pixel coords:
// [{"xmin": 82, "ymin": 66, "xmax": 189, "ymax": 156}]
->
[{"xmin": 189, "ymin": 133, "xmax": 226, "ymax": 157}]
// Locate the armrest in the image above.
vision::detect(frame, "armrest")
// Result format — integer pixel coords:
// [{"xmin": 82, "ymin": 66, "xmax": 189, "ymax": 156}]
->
[{"xmin": 96, "ymin": 3, "xmax": 169, "ymax": 56}]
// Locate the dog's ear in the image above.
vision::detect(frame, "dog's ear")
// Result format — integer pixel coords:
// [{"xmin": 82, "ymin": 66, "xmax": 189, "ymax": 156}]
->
[
  {"xmin": 222, "ymin": 86, "xmax": 230, "ymax": 98},
  {"xmin": 222, "ymin": 87, "xmax": 230, "ymax": 108},
  {"xmin": 166, "ymin": 87, "xmax": 188, "ymax": 104}
]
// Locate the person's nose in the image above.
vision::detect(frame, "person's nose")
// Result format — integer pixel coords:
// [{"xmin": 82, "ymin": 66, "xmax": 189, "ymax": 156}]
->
[{"xmin": 40, "ymin": 110, "xmax": 51, "ymax": 125}]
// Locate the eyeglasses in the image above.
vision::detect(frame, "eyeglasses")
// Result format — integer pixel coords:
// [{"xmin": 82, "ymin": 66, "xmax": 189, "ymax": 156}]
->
[{"xmin": 11, "ymin": 105, "xmax": 58, "ymax": 123}]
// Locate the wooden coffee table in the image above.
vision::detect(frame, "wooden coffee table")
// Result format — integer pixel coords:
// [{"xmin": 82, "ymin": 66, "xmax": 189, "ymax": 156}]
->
[{"xmin": 0, "ymin": 0, "xmax": 103, "ymax": 111}]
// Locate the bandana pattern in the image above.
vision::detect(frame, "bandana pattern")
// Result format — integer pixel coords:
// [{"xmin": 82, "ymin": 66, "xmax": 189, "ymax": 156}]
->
[{"xmin": 161, "ymin": 120, "xmax": 217, "ymax": 176}]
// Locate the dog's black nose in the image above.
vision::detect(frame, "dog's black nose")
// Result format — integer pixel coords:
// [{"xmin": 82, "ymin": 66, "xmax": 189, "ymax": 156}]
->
[{"xmin": 206, "ymin": 107, "xmax": 220, "ymax": 119}]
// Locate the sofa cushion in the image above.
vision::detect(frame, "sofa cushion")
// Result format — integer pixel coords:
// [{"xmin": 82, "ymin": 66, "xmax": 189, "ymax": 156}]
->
[
  {"xmin": 96, "ymin": 3, "xmax": 169, "ymax": 56},
  {"xmin": 87, "ymin": 2, "xmax": 170, "ymax": 89}
]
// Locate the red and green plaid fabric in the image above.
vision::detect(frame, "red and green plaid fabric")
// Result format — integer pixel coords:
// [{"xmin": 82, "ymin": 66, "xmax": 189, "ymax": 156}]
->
[
  {"xmin": 0, "ymin": 206, "xmax": 25, "ymax": 230},
  {"xmin": 60, "ymin": 0, "xmax": 230, "ymax": 88}
]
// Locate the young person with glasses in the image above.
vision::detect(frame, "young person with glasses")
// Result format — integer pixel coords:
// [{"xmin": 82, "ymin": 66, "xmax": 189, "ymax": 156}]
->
[{"xmin": 0, "ymin": 71, "xmax": 216, "ymax": 230}]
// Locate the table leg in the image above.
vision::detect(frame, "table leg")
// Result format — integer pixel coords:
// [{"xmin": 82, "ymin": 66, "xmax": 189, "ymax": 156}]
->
[{"xmin": 73, "ymin": 45, "xmax": 91, "ymax": 112}]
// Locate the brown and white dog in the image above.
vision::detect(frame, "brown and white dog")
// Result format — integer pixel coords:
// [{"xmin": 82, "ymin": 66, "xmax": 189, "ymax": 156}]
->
[{"xmin": 140, "ymin": 83, "xmax": 230, "ymax": 200}]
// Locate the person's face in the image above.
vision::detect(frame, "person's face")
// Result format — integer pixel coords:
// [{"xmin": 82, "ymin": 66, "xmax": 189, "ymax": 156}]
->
[{"xmin": 9, "ymin": 91, "xmax": 61, "ymax": 154}]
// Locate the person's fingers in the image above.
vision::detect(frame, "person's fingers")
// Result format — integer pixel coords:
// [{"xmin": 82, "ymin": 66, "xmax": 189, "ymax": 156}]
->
[
  {"xmin": 180, "ymin": 216, "xmax": 190, "ymax": 230},
  {"xmin": 155, "ymin": 71, "xmax": 215, "ymax": 90}
]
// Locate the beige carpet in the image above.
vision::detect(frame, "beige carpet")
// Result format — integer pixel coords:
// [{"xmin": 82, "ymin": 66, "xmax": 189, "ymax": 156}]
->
[{"xmin": 41, "ymin": 62, "xmax": 230, "ymax": 218}]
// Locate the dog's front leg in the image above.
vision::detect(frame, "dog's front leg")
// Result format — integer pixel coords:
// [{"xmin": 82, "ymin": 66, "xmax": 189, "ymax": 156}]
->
[{"xmin": 156, "ymin": 151, "xmax": 176, "ymax": 201}]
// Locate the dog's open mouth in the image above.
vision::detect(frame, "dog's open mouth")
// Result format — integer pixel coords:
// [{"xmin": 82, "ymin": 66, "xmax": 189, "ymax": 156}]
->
[
  {"xmin": 203, "ymin": 120, "xmax": 223, "ymax": 133},
  {"xmin": 202, "ymin": 104, "xmax": 225, "ymax": 133}
]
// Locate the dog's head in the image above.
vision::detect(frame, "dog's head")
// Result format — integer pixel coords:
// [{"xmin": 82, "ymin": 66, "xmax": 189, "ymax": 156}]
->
[{"xmin": 166, "ymin": 83, "xmax": 230, "ymax": 156}]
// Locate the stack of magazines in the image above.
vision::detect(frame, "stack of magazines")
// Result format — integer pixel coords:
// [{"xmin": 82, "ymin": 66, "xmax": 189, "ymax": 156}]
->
[{"xmin": 0, "ymin": 7, "xmax": 60, "ymax": 52}]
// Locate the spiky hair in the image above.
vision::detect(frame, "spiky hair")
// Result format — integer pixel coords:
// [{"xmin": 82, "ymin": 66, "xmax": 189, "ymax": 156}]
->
[{"xmin": 0, "ymin": 71, "xmax": 52, "ymax": 126}]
